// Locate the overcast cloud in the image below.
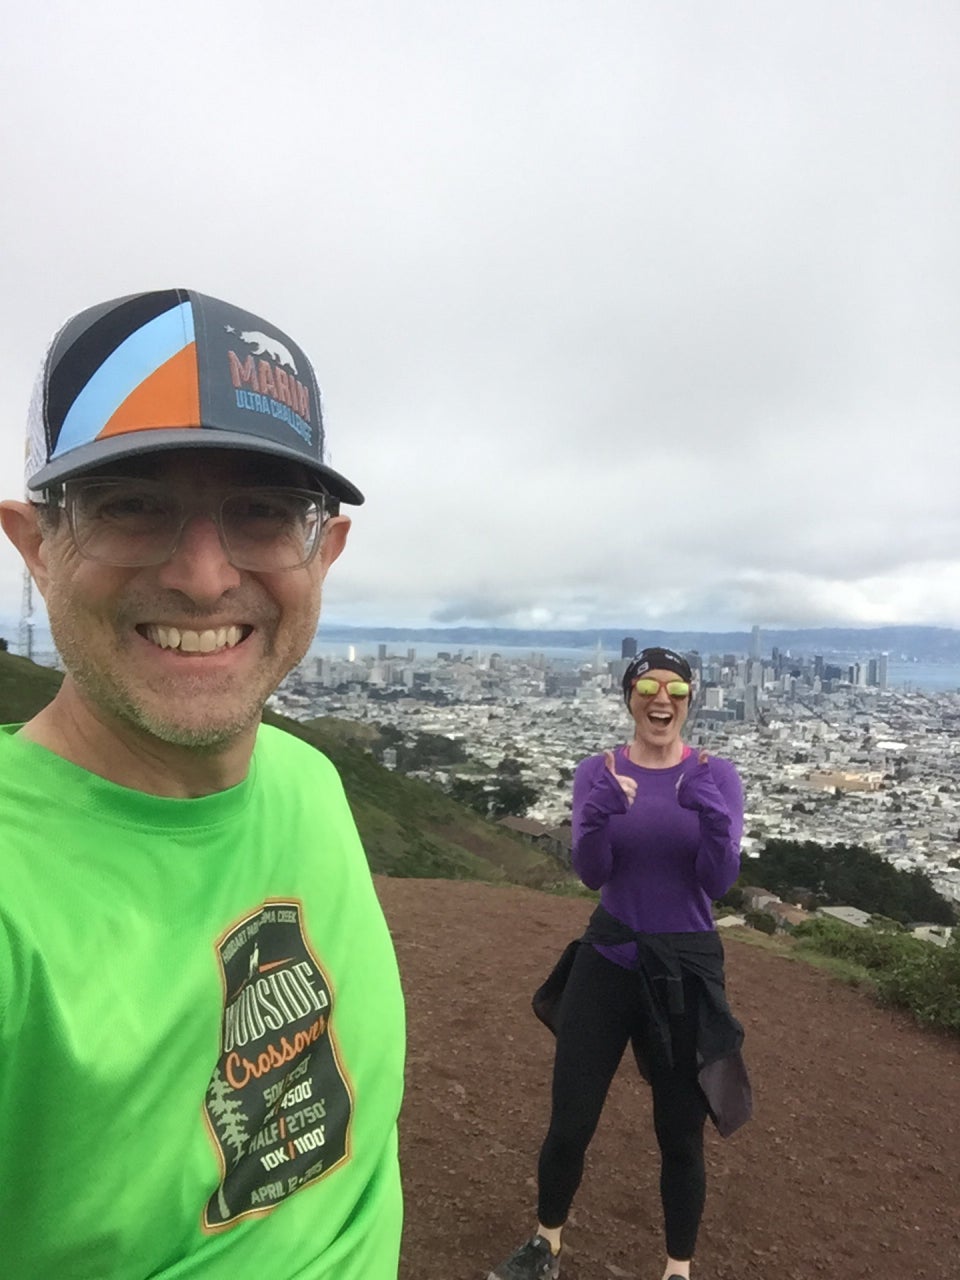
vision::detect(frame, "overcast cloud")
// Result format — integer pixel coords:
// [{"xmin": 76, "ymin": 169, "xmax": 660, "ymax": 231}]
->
[{"xmin": 1, "ymin": 1, "xmax": 958, "ymax": 633}]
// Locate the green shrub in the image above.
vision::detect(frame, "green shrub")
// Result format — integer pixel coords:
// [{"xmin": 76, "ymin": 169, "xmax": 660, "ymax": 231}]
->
[
  {"xmin": 744, "ymin": 908, "xmax": 777, "ymax": 935},
  {"xmin": 794, "ymin": 918, "xmax": 960, "ymax": 1033},
  {"xmin": 874, "ymin": 935, "xmax": 960, "ymax": 1032},
  {"xmin": 793, "ymin": 917, "xmax": 923, "ymax": 971}
]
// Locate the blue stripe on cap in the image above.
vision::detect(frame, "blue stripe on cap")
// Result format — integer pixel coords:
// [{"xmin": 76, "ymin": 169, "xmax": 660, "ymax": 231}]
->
[{"xmin": 53, "ymin": 302, "xmax": 196, "ymax": 457}]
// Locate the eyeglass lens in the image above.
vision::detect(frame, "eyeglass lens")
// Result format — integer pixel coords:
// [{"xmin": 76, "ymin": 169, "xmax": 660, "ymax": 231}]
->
[{"xmin": 67, "ymin": 479, "xmax": 326, "ymax": 570}]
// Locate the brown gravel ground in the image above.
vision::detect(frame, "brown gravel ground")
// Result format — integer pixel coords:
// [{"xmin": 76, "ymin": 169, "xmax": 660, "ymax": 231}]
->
[{"xmin": 375, "ymin": 877, "xmax": 960, "ymax": 1280}]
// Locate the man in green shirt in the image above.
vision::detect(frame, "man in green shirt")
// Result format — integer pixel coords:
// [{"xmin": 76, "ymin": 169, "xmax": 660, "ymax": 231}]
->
[{"xmin": 0, "ymin": 290, "xmax": 405, "ymax": 1278}]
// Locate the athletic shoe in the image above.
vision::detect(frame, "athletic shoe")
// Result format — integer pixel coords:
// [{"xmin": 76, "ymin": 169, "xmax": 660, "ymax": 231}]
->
[{"xmin": 486, "ymin": 1234, "xmax": 561, "ymax": 1280}]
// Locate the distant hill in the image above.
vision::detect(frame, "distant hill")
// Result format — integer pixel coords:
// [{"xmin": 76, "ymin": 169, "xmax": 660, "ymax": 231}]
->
[
  {"xmin": 0, "ymin": 650, "xmax": 566, "ymax": 887},
  {"xmin": 7, "ymin": 621, "xmax": 960, "ymax": 663},
  {"xmin": 313, "ymin": 623, "xmax": 960, "ymax": 661}
]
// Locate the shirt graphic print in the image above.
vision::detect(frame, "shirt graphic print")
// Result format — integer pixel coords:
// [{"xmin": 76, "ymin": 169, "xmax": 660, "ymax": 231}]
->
[{"xmin": 203, "ymin": 900, "xmax": 353, "ymax": 1229}]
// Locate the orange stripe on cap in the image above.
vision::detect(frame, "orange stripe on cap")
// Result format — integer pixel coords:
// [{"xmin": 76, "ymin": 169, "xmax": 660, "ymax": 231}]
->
[{"xmin": 98, "ymin": 342, "xmax": 201, "ymax": 438}]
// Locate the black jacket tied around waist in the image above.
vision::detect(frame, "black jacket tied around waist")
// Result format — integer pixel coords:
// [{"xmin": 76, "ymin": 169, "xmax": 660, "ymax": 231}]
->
[{"xmin": 532, "ymin": 904, "xmax": 753, "ymax": 1138}]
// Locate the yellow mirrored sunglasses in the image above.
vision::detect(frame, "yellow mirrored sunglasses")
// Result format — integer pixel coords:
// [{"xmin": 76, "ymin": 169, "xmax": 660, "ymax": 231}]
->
[{"xmin": 632, "ymin": 676, "xmax": 691, "ymax": 699}]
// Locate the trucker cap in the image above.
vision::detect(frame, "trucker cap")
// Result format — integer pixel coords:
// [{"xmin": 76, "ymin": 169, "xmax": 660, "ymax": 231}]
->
[{"xmin": 25, "ymin": 288, "xmax": 363, "ymax": 504}]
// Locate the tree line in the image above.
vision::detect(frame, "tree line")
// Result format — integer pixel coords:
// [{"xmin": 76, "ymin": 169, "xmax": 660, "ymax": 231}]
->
[{"xmin": 745, "ymin": 838, "xmax": 956, "ymax": 926}]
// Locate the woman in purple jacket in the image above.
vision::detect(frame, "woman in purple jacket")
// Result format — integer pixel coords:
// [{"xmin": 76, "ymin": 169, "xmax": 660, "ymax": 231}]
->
[{"xmin": 488, "ymin": 647, "xmax": 749, "ymax": 1280}]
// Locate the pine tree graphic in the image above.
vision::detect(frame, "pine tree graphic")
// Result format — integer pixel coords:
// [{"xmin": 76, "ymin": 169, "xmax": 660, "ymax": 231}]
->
[{"xmin": 206, "ymin": 1067, "xmax": 250, "ymax": 1219}]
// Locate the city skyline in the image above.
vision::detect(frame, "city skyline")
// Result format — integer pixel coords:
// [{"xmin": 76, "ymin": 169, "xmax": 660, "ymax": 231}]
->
[
  {"xmin": 9, "ymin": 609, "xmax": 960, "ymax": 695},
  {"xmin": 1, "ymin": 4, "xmax": 958, "ymax": 630},
  {"xmin": 267, "ymin": 632, "xmax": 960, "ymax": 907}
]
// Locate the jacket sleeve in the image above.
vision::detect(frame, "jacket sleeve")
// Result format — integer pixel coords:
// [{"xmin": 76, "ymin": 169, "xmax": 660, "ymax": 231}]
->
[
  {"xmin": 677, "ymin": 758, "xmax": 744, "ymax": 899},
  {"xmin": 571, "ymin": 755, "xmax": 629, "ymax": 889}
]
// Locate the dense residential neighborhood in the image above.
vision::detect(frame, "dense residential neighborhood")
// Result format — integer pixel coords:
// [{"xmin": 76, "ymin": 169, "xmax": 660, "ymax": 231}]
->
[{"xmin": 270, "ymin": 641, "xmax": 960, "ymax": 917}]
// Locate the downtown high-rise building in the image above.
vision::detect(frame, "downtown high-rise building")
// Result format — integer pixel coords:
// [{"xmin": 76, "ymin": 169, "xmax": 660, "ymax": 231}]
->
[
  {"xmin": 621, "ymin": 637, "xmax": 637, "ymax": 659},
  {"xmin": 744, "ymin": 683, "xmax": 758, "ymax": 720},
  {"xmin": 865, "ymin": 653, "xmax": 890, "ymax": 690}
]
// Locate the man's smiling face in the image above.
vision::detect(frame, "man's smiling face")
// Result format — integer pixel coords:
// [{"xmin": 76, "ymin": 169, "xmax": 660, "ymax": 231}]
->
[{"xmin": 30, "ymin": 449, "xmax": 348, "ymax": 751}]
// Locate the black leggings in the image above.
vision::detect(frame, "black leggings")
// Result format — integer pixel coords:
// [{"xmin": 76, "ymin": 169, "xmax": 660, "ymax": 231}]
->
[{"xmin": 537, "ymin": 943, "xmax": 709, "ymax": 1261}]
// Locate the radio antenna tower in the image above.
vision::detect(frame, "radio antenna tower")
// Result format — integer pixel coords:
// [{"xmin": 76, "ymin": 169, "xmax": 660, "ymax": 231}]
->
[{"xmin": 18, "ymin": 566, "xmax": 34, "ymax": 661}]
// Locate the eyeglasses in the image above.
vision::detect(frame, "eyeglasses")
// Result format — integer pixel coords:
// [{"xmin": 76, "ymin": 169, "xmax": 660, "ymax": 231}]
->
[
  {"xmin": 58, "ymin": 477, "xmax": 332, "ymax": 571},
  {"xmin": 632, "ymin": 676, "xmax": 691, "ymax": 699}
]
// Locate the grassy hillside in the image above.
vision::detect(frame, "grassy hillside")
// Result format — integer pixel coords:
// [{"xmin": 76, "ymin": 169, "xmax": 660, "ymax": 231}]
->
[
  {"xmin": 0, "ymin": 650, "xmax": 566, "ymax": 886},
  {"xmin": 261, "ymin": 707, "xmax": 567, "ymax": 884},
  {"xmin": 0, "ymin": 649, "xmax": 63, "ymax": 722}
]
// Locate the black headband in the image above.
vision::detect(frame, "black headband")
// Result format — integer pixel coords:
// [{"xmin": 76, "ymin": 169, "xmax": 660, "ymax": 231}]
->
[{"xmin": 622, "ymin": 647, "xmax": 693, "ymax": 705}]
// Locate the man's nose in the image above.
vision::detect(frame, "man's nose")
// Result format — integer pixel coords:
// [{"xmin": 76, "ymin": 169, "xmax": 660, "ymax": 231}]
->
[{"xmin": 155, "ymin": 514, "xmax": 242, "ymax": 600}]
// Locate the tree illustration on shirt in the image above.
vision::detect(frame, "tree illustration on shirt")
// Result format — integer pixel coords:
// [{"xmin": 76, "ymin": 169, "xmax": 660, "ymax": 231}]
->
[{"xmin": 205, "ymin": 1066, "xmax": 249, "ymax": 1219}]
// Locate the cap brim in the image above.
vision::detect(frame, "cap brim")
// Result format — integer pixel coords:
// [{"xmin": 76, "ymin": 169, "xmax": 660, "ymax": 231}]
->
[{"xmin": 27, "ymin": 429, "xmax": 364, "ymax": 505}]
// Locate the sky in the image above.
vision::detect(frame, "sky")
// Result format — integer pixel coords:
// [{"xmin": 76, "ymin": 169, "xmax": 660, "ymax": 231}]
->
[{"xmin": 1, "ymin": 1, "xmax": 958, "ymax": 634}]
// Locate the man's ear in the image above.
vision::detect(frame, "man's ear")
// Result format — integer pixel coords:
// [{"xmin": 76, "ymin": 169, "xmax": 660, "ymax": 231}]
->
[
  {"xmin": 0, "ymin": 501, "xmax": 51, "ymax": 598},
  {"xmin": 316, "ymin": 515, "xmax": 350, "ymax": 577}
]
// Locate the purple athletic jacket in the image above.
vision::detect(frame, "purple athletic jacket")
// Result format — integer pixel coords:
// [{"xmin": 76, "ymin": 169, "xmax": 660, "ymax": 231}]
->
[{"xmin": 572, "ymin": 746, "xmax": 744, "ymax": 956}]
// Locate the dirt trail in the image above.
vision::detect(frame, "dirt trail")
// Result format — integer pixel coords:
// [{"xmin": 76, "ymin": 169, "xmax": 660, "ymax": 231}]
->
[{"xmin": 376, "ymin": 877, "xmax": 960, "ymax": 1280}]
